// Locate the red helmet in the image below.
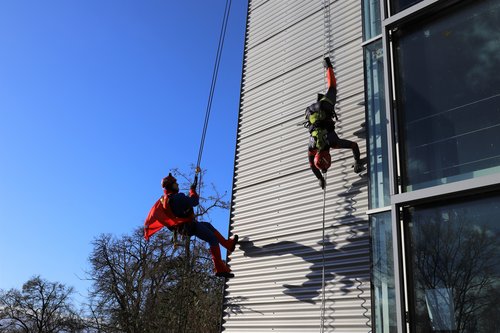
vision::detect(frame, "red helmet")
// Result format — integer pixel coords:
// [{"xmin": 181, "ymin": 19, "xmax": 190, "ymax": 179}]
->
[
  {"xmin": 161, "ymin": 173, "xmax": 177, "ymax": 189},
  {"xmin": 314, "ymin": 151, "xmax": 331, "ymax": 173}
]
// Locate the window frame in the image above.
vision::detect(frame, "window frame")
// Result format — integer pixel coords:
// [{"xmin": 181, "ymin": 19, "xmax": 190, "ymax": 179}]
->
[
  {"xmin": 380, "ymin": 0, "xmax": 500, "ymax": 331},
  {"xmin": 402, "ymin": 193, "xmax": 500, "ymax": 332}
]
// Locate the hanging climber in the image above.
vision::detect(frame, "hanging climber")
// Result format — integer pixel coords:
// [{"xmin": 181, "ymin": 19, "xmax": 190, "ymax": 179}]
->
[
  {"xmin": 305, "ymin": 57, "xmax": 364, "ymax": 189},
  {"xmin": 144, "ymin": 172, "xmax": 239, "ymax": 279}
]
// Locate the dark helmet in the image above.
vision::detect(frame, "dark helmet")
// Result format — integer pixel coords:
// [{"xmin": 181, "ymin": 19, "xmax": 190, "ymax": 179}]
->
[
  {"xmin": 314, "ymin": 150, "xmax": 331, "ymax": 173},
  {"xmin": 161, "ymin": 173, "xmax": 177, "ymax": 189}
]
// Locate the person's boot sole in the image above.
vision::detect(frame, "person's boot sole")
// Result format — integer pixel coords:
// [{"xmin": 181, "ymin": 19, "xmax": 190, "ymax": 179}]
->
[
  {"xmin": 216, "ymin": 272, "xmax": 235, "ymax": 279},
  {"xmin": 229, "ymin": 235, "xmax": 239, "ymax": 253}
]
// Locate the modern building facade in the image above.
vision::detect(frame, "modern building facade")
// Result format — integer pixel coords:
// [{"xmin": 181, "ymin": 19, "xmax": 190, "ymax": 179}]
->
[
  {"xmin": 221, "ymin": 0, "xmax": 370, "ymax": 332},
  {"xmin": 223, "ymin": 0, "xmax": 500, "ymax": 332},
  {"xmin": 366, "ymin": 0, "xmax": 500, "ymax": 332}
]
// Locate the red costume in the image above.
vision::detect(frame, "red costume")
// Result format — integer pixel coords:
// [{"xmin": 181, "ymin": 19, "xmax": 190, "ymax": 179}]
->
[
  {"xmin": 144, "ymin": 195, "xmax": 193, "ymax": 241},
  {"xmin": 144, "ymin": 173, "xmax": 238, "ymax": 278}
]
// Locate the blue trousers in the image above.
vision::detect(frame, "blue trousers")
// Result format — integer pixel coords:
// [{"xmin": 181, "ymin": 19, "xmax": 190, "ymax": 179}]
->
[{"xmin": 181, "ymin": 221, "xmax": 218, "ymax": 246}]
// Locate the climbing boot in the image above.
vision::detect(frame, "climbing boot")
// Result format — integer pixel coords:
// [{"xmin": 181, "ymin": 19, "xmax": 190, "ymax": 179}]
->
[
  {"xmin": 323, "ymin": 57, "xmax": 332, "ymax": 68},
  {"xmin": 213, "ymin": 231, "xmax": 239, "ymax": 253},
  {"xmin": 353, "ymin": 160, "xmax": 365, "ymax": 173},
  {"xmin": 210, "ymin": 245, "xmax": 234, "ymax": 279}
]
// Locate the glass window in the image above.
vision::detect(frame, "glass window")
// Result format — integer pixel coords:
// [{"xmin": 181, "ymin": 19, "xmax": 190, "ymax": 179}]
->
[
  {"xmin": 371, "ymin": 211, "xmax": 397, "ymax": 332},
  {"xmin": 362, "ymin": 0, "xmax": 382, "ymax": 40},
  {"xmin": 394, "ymin": 0, "xmax": 500, "ymax": 191},
  {"xmin": 365, "ymin": 40, "xmax": 390, "ymax": 208},
  {"xmin": 405, "ymin": 194, "xmax": 500, "ymax": 332},
  {"xmin": 390, "ymin": 0, "xmax": 422, "ymax": 14}
]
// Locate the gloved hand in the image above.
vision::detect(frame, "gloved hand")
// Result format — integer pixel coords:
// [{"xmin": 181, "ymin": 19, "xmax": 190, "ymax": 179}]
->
[
  {"xmin": 323, "ymin": 57, "xmax": 333, "ymax": 68},
  {"xmin": 319, "ymin": 177, "xmax": 326, "ymax": 190},
  {"xmin": 191, "ymin": 174, "xmax": 198, "ymax": 190}
]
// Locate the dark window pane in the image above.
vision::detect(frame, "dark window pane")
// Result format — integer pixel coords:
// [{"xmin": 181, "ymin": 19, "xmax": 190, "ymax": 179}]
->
[
  {"xmin": 390, "ymin": 0, "xmax": 422, "ymax": 14},
  {"xmin": 394, "ymin": 0, "xmax": 500, "ymax": 191},
  {"xmin": 363, "ymin": 0, "xmax": 382, "ymax": 40},
  {"xmin": 371, "ymin": 212, "xmax": 397, "ymax": 332},
  {"xmin": 365, "ymin": 41, "xmax": 390, "ymax": 208},
  {"xmin": 405, "ymin": 194, "xmax": 500, "ymax": 332}
]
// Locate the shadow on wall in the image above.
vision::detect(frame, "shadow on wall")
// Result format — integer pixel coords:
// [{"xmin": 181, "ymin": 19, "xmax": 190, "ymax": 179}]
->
[
  {"xmin": 224, "ymin": 296, "xmax": 264, "ymax": 318},
  {"xmin": 225, "ymin": 124, "xmax": 369, "ymax": 333},
  {"xmin": 236, "ymin": 174, "xmax": 369, "ymax": 305},
  {"xmin": 239, "ymin": 234, "xmax": 358, "ymax": 305}
]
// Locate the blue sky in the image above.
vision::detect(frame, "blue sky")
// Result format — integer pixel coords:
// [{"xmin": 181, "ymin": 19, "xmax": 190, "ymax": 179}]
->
[{"xmin": 0, "ymin": 1, "xmax": 247, "ymax": 304}]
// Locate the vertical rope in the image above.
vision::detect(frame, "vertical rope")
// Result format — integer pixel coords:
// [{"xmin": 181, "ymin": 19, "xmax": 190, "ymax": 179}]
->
[
  {"xmin": 320, "ymin": 1, "xmax": 332, "ymax": 332},
  {"xmin": 322, "ymin": 0, "xmax": 332, "ymax": 59},
  {"xmin": 320, "ymin": 172, "xmax": 328, "ymax": 333}
]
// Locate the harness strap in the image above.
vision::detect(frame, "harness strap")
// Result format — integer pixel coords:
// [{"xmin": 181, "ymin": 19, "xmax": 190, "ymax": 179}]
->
[{"xmin": 320, "ymin": 96, "xmax": 333, "ymax": 105}]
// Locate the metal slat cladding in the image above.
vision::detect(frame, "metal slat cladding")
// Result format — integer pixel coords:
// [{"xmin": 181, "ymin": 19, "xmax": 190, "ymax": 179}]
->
[{"xmin": 223, "ymin": 0, "xmax": 371, "ymax": 332}]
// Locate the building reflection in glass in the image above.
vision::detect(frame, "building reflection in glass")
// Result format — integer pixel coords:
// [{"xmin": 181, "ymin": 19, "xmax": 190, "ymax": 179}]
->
[{"xmin": 405, "ymin": 195, "xmax": 500, "ymax": 332}]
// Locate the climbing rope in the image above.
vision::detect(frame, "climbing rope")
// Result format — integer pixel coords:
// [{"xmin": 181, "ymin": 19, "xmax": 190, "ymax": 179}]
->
[
  {"xmin": 320, "ymin": 172, "xmax": 328, "ymax": 333},
  {"xmin": 322, "ymin": 0, "xmax": 333, "ymax": 60},
  {"xmin": 176, "ymin": 3, "xmax": 233, "ymax": 325},
  {"xmin": 196, "ymin": 0, "xmax": 232, "ymax": 173},
  {"xmin": 193, "ymin": 0, "xmax": 232, "ymax": 224},
  {"xmin": 320, "ymin": 1, "xmax": 332, "ymax": 332}
]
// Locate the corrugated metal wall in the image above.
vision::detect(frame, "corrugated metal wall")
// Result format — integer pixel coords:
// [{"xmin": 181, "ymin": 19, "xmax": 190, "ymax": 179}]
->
[{"xmin": 222, "ymin": 0, "xmax": 371, "ymax": 332}]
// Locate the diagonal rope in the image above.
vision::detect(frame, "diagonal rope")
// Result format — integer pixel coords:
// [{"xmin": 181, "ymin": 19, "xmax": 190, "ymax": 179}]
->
[
  {"xmin": 180, "ymin": 3, "xmax": 232, "ymax": 327},
  {"xmin": 194, "ymin": 0, "xmax": 232, "ymax": 223},
  {"xmin": 196, "ymin": 0, "xmax": 232, "ymax": 171}
]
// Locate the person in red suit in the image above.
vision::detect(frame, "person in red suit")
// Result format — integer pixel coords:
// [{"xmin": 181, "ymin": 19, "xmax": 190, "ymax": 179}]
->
[{"xmin": 145, "ymin": 173, "xmax": 238, "ymax": 278}]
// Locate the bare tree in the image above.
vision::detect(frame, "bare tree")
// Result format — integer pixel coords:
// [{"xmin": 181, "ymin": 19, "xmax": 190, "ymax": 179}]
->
[
  {"xmin": 87, "ymin": 229, "xmax": 179, "ymax": 332},
  {"xmin": 0, "ymin": 276, "xmax": 82, "ymax": 333},
  {"xmin": 170, "ymin": 166, "xmax": 230, "ymax": 222},
  {"xmin": 86, "ymin": 167, "xmax": 228, "ymax": 333},
  {"xmin": 412, "ymin": 209, "xmax": 499, "ymax": 332},
  {"xmin": 86, "ymin": 229, "xmax": 224, "ymax": 333}
]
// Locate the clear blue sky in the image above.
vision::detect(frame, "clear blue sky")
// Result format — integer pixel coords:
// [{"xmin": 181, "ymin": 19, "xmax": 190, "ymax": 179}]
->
[{"xmin": 0, "ymin": 1, "xmax": 247, "ymax": 305}]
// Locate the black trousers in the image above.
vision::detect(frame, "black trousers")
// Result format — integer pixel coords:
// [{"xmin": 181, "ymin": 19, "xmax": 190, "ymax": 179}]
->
[{"xmin": 308, "ymin": 131, "xmax": 360, "ymax": 161}]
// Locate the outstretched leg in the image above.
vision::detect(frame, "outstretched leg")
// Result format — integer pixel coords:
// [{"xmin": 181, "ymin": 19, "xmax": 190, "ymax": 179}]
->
[
  {"xmin": 191, "ymin": 222, "xmax": 234, "ymax": 278},
  {"xmin": 212, "ymin": 231, "xmax": 239, "ymax": 254},
  {"xmin": 324, "ymin": 66, "xmax": 337, "ymax": 103},
  {"xmin": 328, "ymin": 131, "xmax": 364, "ymax": 173},
  {"xmin": 196, "ymin": 222, "xmax": 238, "ymax": 253},
  {"xmin": 322, "ymin": 58, "xmax": 339, "ymax": 121}
]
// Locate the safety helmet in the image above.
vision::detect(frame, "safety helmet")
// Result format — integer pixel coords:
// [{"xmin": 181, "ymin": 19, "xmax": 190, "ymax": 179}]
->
[
  {"xmin": 314, "ymin": 150, "xmax": 331, "ymax": 173},
  {"xmin": 161, "ymin": 173, "xmax": 177, "ymax": 189}
]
